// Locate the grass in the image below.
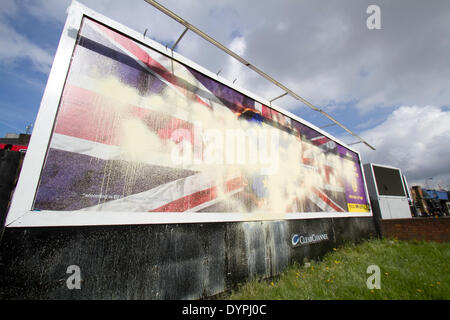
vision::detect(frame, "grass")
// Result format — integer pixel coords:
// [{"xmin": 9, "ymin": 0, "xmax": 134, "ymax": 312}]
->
[{"xmin": 227, "ymin": 238, "xmax": 450, "ymax": 300}]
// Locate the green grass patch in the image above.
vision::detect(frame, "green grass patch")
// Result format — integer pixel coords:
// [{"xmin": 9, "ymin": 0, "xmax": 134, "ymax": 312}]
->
[{"xmin": 228, "ymin": 238, "xmax": 450, "ymax": 300}]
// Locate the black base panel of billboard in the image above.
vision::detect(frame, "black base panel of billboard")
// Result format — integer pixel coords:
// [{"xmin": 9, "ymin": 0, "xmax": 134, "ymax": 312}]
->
[{"xmin": 0, "ymin": 217, "xmax": 376, "ymax": 300}]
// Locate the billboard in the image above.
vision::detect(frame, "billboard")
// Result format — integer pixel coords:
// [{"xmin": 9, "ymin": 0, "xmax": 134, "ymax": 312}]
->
[{"xmin": 5, "ymin": 2, "xmax": 371, "ymax": 227}]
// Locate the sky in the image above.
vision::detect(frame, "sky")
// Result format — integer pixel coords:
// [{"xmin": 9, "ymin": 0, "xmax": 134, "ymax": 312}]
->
[{"xmin": 0, "ymin": 0, "xmax": 449, "ymax": 189}]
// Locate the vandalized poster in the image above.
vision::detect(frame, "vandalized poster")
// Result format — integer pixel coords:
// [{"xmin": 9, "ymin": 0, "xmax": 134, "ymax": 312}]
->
[{"xmin": 32, "ymin": 17, "xmax": 370, "ymax": 219}]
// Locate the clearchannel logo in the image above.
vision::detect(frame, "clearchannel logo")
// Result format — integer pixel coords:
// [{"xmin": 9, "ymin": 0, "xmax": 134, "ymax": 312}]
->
[{"xmin": 291, "ymin": 233, "xmax": 329, "ymax": 247}]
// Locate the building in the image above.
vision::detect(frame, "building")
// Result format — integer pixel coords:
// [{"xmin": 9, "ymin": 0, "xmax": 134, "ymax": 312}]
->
[{"xmin": 421, "ymin": 188, "xmax": 450, "ymax": 216}]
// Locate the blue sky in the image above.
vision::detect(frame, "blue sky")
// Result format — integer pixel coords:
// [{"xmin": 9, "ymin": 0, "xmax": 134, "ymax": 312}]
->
[{"xmin": 0, "ymin": 0, "xmax": 449, "ymax": 188}]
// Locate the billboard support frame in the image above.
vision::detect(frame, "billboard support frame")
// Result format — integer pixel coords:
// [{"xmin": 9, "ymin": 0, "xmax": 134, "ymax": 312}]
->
[
  {"xmin": 143, "ymin": 0, "xmax": 375, "ymax": 151},
  {"xmin": 5, "ymin": 1, "xmax": 372, "ymax": 227}
]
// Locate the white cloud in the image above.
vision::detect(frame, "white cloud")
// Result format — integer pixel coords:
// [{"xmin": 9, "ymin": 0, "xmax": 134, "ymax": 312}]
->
[
  {"xmin": 0, "ymin": 21, "xmax": 54, "ymax": 73},
  {"xmin": 0, "ymin": 0, "xmax": 58, "ymax": 74},
  {"xmin": 355, "ymin": 105, "xmax": 450, "ymax": 187},
  {"xmin": 0, "ymin": 0, "xmax": 18, "ymax": 18}
]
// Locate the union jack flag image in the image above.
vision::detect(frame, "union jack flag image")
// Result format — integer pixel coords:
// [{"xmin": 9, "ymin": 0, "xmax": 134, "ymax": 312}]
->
[{"xmin": 32, "ymin": 17, "xmax": 369, "ymax": 215}]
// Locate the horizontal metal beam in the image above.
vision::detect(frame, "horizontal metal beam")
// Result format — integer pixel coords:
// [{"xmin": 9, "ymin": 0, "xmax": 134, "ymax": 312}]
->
[{"xmin": 143, "ymin": 0, "xmax": 375, "ymax": 151}]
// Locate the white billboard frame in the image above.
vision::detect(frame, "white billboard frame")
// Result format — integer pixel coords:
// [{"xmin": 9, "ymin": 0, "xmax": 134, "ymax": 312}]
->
[{"xmin": 5, "ymin": 1, "xmax": 371, "ymax": 227}]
